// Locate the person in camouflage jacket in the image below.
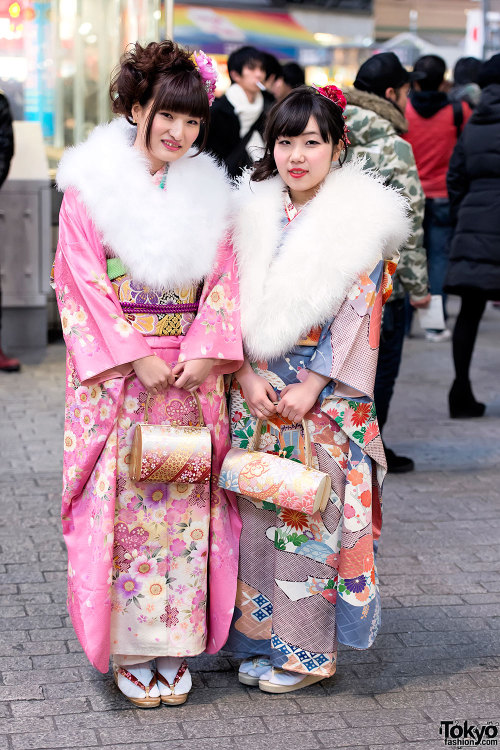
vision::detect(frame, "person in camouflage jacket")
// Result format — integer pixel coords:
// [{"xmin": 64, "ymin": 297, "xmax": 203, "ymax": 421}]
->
[
  {"xmin": 344, "ymin": 86, "xmax": 429, "ymax": 303},
  {"xmin": 343, "ymin": 53, "xmax": 430, "ymax": 473}
]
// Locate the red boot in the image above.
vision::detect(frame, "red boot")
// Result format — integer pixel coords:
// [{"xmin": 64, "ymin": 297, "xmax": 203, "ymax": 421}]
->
[{"xmin": 0, "ymin": 347, "xmax": 20, "ymax": 372}]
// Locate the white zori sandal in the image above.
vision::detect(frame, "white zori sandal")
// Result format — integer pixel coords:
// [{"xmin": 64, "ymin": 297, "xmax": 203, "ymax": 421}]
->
[
  {"xmin": 258, "ymin": 667, "xmax": 324, "ymax": 694},
  {"xmin": 238, "ymin": 657, "xmax": 272, "ymax": 686},
  {"xmin": 113, "ymin": 661, "xmax": 161, "ymax": 708},
  {"xmin": 155, "ymin": 656, "xmax": 192, "ymax": 705}
]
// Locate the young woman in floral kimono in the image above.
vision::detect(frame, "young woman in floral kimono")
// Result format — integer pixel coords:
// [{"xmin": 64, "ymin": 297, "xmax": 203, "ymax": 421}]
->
[
  {"xmin": 53, "ymin": 41, "xmax": 243, "ymax": 707},
  {"xmin": 221, "ymin": 85, "xmax": 410, "ymax": 693}
]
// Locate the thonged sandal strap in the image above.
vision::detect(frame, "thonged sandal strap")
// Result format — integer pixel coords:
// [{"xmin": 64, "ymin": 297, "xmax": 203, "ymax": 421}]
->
[
  {"xmin": 117, "ymin": 667, "xmax": 156, "ymax": 697},
  {"xmin": 173, "ymin": 660, "xmax": 188, "ymax": 687},
  {"xmin": 155, "ymin": 660, "xmax": 188, "ymax": 692},
  {"xmin": 155, "ymin": 670, "xmax": 172, "ymax": 690}
]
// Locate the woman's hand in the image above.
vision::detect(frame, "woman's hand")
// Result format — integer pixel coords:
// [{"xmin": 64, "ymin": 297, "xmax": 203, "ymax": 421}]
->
[
  {"xmin": 172, "ymin": 358, "xmax": 216, "ymax": 390},
  {"xmin": 132, "ymin": 355, "xmax": 175, "ymax": 395},
  {"xmin": 276, "ymin": 370, "xmax": 331, "ymax": 423},
  {"xmin": 236, "ymin": 361, "xmax": 277, "ymax": 420}
]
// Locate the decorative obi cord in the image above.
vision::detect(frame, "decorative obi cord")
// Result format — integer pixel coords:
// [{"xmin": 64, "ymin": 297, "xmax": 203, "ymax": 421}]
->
[{"xmin": 107, "ymin": 257, "xmax": 202, "ymax": 337}]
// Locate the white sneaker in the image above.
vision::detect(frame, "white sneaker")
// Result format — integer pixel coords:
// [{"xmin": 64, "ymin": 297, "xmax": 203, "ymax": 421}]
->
[
  {"xmin": 238, "ymin": 656, "xmax": 272, "ymax": 686},
  {"xmin": 425, "ymin": 328, "xmax": 451, "ymax": 343}
]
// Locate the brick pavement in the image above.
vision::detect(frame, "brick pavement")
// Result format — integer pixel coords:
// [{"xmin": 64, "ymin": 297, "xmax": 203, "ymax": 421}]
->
[{"xmin": 1, "ymin": 303, "xmax": 499, "ymax": 750}]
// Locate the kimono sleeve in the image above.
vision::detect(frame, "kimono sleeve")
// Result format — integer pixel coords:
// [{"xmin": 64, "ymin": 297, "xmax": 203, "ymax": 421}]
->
[
  {"xmin": 178, "ymin": 236, "xmax": 243, "ymax": 375},
  {"xmin": 54, "ymin": 189, "xmax": 152, "ymax": 385},
  {"xmin": 308, "ymin": 260, "xmax": 394, "ymax": 400}
]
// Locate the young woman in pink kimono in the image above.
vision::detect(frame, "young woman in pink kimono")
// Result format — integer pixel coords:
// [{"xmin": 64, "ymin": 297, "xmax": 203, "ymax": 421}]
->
[
  {"xmin": 220, "ymin": 85, "xmax": 410, "ymax": 694},
  {"xmin": 53, "ymin": 41, "xmax": 243, "ymax": 707}
]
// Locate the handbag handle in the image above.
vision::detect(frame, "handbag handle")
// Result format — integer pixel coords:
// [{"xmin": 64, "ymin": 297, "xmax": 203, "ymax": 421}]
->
[
  {"xmin": 144, "ymin": 389, "xmax": 205, "ymax": 427},
  {"xmin": 249, "ymin": 417, "xmax": 313, "ymax": 470}
]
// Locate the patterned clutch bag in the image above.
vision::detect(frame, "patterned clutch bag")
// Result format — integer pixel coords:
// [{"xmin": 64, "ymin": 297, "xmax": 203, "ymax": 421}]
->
[
  {"xmin": 219, "ymin": 418, "xmax": 331, "ymax": 515},
  {"xmin": 129, "ymin": 391, "xmax": 212, "ymax": 484}
]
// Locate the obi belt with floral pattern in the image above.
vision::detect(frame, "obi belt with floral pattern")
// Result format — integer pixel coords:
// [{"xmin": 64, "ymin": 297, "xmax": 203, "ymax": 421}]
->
[{"xmin": 108, "ymin": 258, "xmax": 201, "ymax": 337}]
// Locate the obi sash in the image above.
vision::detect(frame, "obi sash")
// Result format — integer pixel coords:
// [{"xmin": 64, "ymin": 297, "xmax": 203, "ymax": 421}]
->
[{"xmin": 107, "ymin": 258, "xmax": 202, "ymax": 337}]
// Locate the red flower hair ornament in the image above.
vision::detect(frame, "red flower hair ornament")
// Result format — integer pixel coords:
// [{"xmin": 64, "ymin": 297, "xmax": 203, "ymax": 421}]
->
[
  {"xmin": 313, "ymin": 84, "xmax": 347, "ymax": 112},
  {"xmin": 313, "ymin": 83, "xmax": 351, "ymax": 145}
]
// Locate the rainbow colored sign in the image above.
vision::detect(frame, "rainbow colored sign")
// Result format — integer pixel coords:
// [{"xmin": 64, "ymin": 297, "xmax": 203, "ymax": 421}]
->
[{"xmin": 174, "ymin": 6, "xmax": 319, "ymax": 53}]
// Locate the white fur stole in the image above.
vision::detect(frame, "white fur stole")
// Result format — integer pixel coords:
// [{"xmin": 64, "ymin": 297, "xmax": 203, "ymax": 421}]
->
[
  {"xmin": 233, "ymin": 161, "xmax": 411, "ymax": 361},
  {"xmin": 57, "ymin": 118, "xmax": 231, "ymax": 290}
]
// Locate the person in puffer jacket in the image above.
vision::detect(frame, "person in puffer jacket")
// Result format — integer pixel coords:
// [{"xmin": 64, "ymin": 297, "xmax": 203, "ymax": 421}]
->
[{"xmin": 444, "ymin": 54, "xmax": 500, "ymax": 418}]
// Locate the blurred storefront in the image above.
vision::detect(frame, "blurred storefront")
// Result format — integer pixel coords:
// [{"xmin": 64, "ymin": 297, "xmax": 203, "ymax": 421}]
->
[
  {"xmin": 0, "ymin": 0, "xmax": 162, "ymax": 166},
  {"xmin": 0, "ymin": 1, "xmax": 374, "ymax": 165}
]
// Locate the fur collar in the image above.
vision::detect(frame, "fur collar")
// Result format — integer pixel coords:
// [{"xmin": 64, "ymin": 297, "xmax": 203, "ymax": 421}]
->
[
  {"xmin": 233, "ymin": 161, "xmax": 410, "ymax": 361},
  {"xmin": 57, "ymin": 118, "xmax": 230, "ymax": 290},
  {"xmin": 344, "ymin": 86, "xmax": 408, "ymax": 134}
]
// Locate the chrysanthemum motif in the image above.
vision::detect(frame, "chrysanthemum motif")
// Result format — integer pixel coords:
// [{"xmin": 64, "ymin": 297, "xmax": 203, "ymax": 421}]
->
[
  {"xmin": 343, "ymin": 576, "xmax": 367, "ymax": 594},
  {"xmin": 279, "ymin": 507, "xmax": 309, "ymax": 532}
]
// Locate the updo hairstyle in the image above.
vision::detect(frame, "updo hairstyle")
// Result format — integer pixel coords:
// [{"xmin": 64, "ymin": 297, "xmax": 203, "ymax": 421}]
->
[
  {"xmin": 252, "ymin": 85, "xmax": 349, "ymax": 182},
  {"xmin": 110, "ymin": 40, "xmax": 210, "ymax": 151}
]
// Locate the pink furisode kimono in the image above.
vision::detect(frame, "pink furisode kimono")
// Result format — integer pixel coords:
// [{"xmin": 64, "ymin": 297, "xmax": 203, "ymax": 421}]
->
[{"xmin": 53, "ymin": 118, "xmax": 243, "ymax": 673}]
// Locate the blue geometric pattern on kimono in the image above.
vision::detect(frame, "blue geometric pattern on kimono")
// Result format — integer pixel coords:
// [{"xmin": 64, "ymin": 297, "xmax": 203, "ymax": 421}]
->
[
  {"xmin": 295, "ymin": 540, "xmax": 334, "ymax": 563},
  {"xmin": 336, "ymin": 591, "xmax": 381, "ymax": 649},
  {"xmin": 224, "ymin": 608, "xmax": 290, "ymax": 668}
]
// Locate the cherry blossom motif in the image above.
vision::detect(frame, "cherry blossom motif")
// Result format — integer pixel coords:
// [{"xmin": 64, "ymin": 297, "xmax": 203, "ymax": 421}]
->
[
  {"xmin": 129, "ymin": 555, "xmax": 158, "ymax": 578},
  {"xmin": 160, "ymin": 604, "xmax": 179, "ymax": 628}
]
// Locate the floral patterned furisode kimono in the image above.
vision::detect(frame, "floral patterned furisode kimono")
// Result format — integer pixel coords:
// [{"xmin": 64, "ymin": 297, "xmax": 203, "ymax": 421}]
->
[
  {"xmin": 53, "ymin": 118, "xmax": 243, "ymax": 673},
  {"xmin": 221, "ymin": 162, "xmax": 409, "ymax": 679}
]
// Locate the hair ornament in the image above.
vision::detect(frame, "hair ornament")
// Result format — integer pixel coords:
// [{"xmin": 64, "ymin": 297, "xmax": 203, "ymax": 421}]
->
[
  {"xmin": 191, "ymin": 50, "xmax": 217, "ymax": 106},
  {"xmin": 313, "ymin": 83, "xmax": 347, "ymax": 112}
]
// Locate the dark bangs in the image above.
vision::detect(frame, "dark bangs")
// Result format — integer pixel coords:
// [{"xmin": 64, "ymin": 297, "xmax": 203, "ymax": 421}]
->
[
  {"xmin": 145, "ymin": 70, "xmax": 210, "ymax": 152},
  {"xmin": 268, "ymin": 89, "xmax": 333, "ymax": 144},
  {"xmin": 252, "ymin": 85, "xmax": 348, "ymax": 182}
]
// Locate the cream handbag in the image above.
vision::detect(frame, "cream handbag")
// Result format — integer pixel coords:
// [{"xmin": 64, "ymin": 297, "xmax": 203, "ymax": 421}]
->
[
  {"xmin": 129, "ymin": 390, "xmax": 211, "ymax": 484},
  {"xmin": 219, "ymin": 418, "xmax": 331, "ymax": 514}
]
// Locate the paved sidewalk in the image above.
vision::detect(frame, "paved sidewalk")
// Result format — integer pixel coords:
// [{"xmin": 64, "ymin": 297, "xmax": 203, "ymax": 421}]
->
[{"xmin": 1, "ymin": 304, "xmax": 500, "ymax": 750}]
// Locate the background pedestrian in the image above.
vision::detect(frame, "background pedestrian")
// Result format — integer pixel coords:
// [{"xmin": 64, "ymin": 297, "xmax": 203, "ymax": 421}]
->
[
  {"xmin": 444, "ymin": 53, "xmax": 500, "ymax": 418},
  {"xmin": 404, "ymin": 54, "xmax": 471, "ymax": 342},
  {"xmin": 0, "ymin": 89, "xmax": 20, "ymax": 373},
  {"xmin": 272, "ymin": 61, "xmax": 306, "ymax": 101},
  {"xmin": 206, "ymin": 46, "xmax": 270, "ymax": 177},
  {"xmin": 344, "ymin": 52, "xmax": 431, "ymax": 473},
  {"xmin": 449, "ymin": 56, "xmax": 482, "ymax": 110}
]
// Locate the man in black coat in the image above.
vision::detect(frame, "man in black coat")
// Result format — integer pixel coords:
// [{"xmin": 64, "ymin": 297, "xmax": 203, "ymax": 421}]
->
[
  {"xmin": 206, "ymin": 46, "xmax": 272, "ymax": 178},
  {"xmin": 0, "ymin": 90, "xmax": 19, "ymax": 372}
]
